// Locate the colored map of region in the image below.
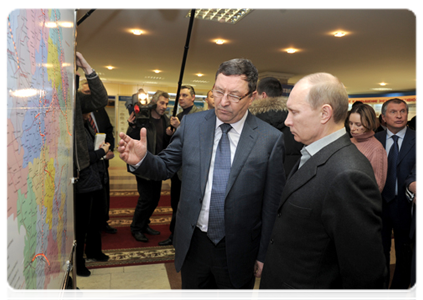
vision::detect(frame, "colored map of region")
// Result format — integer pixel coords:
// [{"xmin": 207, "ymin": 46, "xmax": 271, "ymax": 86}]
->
[{"xmin": 7, "ymin": 9, "xmax": 75, "ymax": 289}]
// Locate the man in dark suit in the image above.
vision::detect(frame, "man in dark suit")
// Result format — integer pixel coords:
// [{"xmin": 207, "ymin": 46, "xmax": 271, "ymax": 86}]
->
[
  {"xmin": 117, "ymin": 58, "xmax": 286, "ymax": 289},
  {"xmin": 260, "ymin": 73, "xmax": 386, "ymax": 289},
  {"xmin": 405, "ymin": 155, "xmax": 420, "ymax": 300},
  {"xmin": 375, "ymin": 98, "xmax": 416, "ymax": 289}
]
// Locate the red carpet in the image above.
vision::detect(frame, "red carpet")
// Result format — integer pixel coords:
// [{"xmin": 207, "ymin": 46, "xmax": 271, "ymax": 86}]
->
[{"xmin": 86, "ymin": 194, "xmax": 175, "ymax": 269}]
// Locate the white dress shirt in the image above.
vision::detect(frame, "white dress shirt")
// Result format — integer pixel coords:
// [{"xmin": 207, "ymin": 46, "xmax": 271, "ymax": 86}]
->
[{"xmin": 385, "ymin": 126, "xmax": 407, "ymax": 195}]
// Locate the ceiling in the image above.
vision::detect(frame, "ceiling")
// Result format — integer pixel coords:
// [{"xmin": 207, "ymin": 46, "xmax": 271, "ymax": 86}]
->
[{"xmin": 75, "ymin": 9, "xmax": 416, "ymax": 96}]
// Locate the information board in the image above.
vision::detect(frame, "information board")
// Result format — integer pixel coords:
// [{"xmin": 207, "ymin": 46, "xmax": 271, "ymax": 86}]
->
[{"xmin": 7, "ymin": 9, "xmax": 76, "ymax": 289}]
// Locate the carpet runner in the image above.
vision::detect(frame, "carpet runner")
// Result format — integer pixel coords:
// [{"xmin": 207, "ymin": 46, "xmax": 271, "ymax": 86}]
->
[{"xmin": 86, "ymin": 192, "xmax": 175, "ymax": 269}]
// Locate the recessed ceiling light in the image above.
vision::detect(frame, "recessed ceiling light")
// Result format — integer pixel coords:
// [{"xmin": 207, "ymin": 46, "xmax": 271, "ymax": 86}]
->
[
  {"xmin": 372, "ymin": 88, "xmax": 392, "ymax": 91},
  {"xmin": 106, "ymin": 66, "xmax": 114, "ymax": 70},
  {"xmin": 215, "ymin": 39, "xmax": 225, "ymax": 45},
  {"xmin": 379, "ymin": 82, "xmax": 387, "ymax": 86},
  {"xmin": 131, "ymin": 29, "xmax": 143, "ymax": 35},
  {"xmin": 285, "ymin": 48, "xmax": 298, "ymax": 54},
  {"xmin": 196, "ymin": 73, "xmax": 204, "ymax": 77},
  {"xmin": 334, "ymin": 31, "xmax": 347, "ymax": 37},
  {"xmin": 153, "ymin": 70, "xmax": 161, "ymax": 74}
]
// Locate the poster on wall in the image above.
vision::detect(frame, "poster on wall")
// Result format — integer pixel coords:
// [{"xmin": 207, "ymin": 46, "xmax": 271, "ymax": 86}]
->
[{"xmin": 7, "ymin": 9, "xmax": 76, "ymax": 289}]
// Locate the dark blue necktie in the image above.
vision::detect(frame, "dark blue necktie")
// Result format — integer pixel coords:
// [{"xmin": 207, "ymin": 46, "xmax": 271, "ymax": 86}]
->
[
  {"xmin": 208, "ymin": 123, "xmax": 232, "ymax": 245},
  {"xmin": 383, "ymin": 135, "xmax": 399, "ymax": 202}
]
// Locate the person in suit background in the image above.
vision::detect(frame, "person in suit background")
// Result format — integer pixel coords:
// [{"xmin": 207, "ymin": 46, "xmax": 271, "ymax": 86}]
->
[
  {"xmin": 158, "ymin": 85, "xmax": 203, "ymax": 247},
  {"xmin": 260, "ymin": 72, "xmax": 386, "ymax": 289},
  {"xmin": 249, "ymin": 76, "xmax": 303, "ymax": 176},
  {"xmin": 117, "ymin": 58, "xmax": 286, "ymax": 289},
  {"xmin": 375, "ymin": 98, "xmax": 416, "ymax": 289},
  {"xmin": 205, "ymin": 89, "xmax": 215, "ymax": 110},
  {"xmin": 405, "ymin": 154, "xmax": 420, "ymax": 300}
]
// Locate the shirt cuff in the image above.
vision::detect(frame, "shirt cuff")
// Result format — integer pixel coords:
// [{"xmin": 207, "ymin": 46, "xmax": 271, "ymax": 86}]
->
[
  {"xmin": 406, "ymin": 185, "xmax": 415, "ymax": 202},
  {"xmin": 128, "ymin": 154, "xmax": 146, "ymax": 171}
]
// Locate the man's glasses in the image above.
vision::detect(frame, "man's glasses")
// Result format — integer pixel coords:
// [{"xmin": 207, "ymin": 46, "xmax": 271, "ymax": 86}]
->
[{"xmin": 212, "ymin": 89, "xmax": 251, "ymax": 103}]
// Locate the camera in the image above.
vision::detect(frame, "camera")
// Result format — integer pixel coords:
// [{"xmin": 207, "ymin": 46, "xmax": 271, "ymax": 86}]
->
[{"xmin": 132, "ymin": 90, "xmax": 155, "ymax": 128}]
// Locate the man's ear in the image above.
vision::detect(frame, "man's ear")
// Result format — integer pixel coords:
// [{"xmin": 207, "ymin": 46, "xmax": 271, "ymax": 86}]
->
[{"xmin": 321, "ymin": 104, "xmax": 333, "ymax": 124}]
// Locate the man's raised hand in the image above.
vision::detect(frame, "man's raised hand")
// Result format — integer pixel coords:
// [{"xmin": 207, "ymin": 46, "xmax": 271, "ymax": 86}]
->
[{"xmin": 118, "ymin": 128, "xmax": 147, "ymax": 165}]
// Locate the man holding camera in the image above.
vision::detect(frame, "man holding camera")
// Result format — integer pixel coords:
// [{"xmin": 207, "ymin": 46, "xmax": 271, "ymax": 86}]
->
[{"xmin": 126, "ymin": 90, "xmax": 173, "ymax": 242}]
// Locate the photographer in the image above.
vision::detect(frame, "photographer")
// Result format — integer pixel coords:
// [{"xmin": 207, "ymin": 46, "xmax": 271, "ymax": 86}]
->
[{"xmin": 126, "ymin": 90, "xmax": 173, "ymax": 242}]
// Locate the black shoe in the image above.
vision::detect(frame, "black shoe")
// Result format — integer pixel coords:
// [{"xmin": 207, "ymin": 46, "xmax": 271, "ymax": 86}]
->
[
  {"xmin": 86, "ymin": 252, "xmax": 110, "ymax": 262},
  {"xmin": 77, "ymin": 266, "xmax": 91, "ymax": 277},
  {"xmin": 132, "ymin": 231, "xmax": 148, "ymax": 242},
  {"xmin": 103, "ymin": 224, "xmax": 117, "ymax": 234},
  {"xmin": 65, "ymin": 285, "xmax": 84, "ymax": 300},
  {"xmin": 142, "ymin": 226, "xmax": 160, "ymax": 235},
  {"xmin": 158, "ymin": 237, "xmax": 173, "ymax": 246}
]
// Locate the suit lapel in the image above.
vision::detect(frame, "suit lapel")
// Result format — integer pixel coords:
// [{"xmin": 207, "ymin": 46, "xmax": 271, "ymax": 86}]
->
[
  {"xmin": 278, "ymin": 134, "xmax": 351, "ymax": 210},
  {"xmin": 225, "ymin": 112, "xmax": 258, "ymax": 196},
  {"xmin": 199, "ymin": 111, "xmax": 216, "ymax": 195},
  {"xmin": 397, "ymin": 127, "xmax": 415, "ymax": 164}
]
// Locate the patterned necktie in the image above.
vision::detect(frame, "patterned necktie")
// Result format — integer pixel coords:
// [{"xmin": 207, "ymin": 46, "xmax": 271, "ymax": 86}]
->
[
  {"xmin": 208, "ymin": 123, "xmax": 232, "ymax": 245},
  {"xmin": 383, "ymin": 135, "xmax": 399, "ymax": 202},
  {"xmin": 88, "ymin": 114, "xmax": 97, "ymax": 133}
]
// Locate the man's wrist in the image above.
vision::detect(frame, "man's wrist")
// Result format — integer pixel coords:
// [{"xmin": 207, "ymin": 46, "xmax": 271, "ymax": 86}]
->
[{"xmin": 85, "ymin": 68, "xmax": 97, "ymax": 79}]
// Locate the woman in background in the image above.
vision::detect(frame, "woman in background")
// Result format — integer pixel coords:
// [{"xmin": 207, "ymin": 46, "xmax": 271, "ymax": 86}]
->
[{"xmin": 349, "ymin": 104, "xmax": 388, "ymax": 192}]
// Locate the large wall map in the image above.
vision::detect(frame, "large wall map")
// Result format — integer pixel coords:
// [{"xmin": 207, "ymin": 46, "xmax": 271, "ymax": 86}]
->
[{"xmin": 7, "ymin": 9, "xmax": 75, "ymax": 289}]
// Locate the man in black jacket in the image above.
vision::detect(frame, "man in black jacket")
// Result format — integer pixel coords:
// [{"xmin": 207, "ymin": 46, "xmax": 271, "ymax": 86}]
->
[
  {"xmin": 79, "ymin": 80, "xmax": 117, "ymax": 234},
  {"xmin": 127, "ymin": 90, "xmax": 173, "ymax": 242},
  {"xmin": 249, "ymin": 77, "xmax": 303, "ymax": 176}
]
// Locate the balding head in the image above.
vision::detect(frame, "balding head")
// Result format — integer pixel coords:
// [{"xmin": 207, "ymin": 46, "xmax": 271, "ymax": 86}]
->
[{"xmin": 298, "ymin": 73, "xmax": 349, "ymax": 124}]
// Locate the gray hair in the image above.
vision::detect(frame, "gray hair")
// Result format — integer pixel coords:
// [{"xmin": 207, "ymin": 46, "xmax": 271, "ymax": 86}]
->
[
  {"xmin": 151, "ymin": 90, "xmax": 169, "ymax": 104},
  {"xmin": 381, "ymin": 98, "xmax": 409, "ymax": 116}
]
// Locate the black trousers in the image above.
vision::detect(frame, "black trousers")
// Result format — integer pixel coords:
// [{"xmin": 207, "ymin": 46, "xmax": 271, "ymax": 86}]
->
[
  {"xmin": 74, "ymin": 188, "xmax": 104, "ymax": 267},
  {"xmin": 130, "ymin": 176, "xmax": 162, "ymax": 233},
  {"xmin": 103, "ymin": 167, "xmax": 111, "ymax": 225},
  {"xmin": 381, "ymin": 197, "xmax": 412, "ymax": 289},
  {"xmin": 169, "ymin": 173, "xmax": 181, "ymax": 236},
  {"xmin": 181, "ymin": 227, "xmax": 255, "ymax": 289}
]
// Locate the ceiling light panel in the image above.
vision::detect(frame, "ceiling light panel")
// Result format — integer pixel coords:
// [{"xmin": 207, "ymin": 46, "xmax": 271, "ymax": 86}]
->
[{"xmin": 187, "ymin": 9, "xmax": 252, "ymax": 24}]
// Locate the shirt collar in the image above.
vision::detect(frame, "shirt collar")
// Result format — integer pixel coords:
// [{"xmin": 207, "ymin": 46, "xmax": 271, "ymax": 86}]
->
[
  {"xmin": 305, "ymin": 127, "xmax": 347, "ymax": 157},
  {"xmin": 387, "ymin": 126, "xmax": 407, "ymax": 140},
  {"xmin": 215, "ymin": 110, "xmax": 249, "ymax": 135}
]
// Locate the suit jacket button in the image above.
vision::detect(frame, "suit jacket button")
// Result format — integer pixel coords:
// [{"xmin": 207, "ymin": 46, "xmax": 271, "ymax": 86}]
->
[
  {"xmin": 278, "ymin": 213, "xmax": 281, "ymax": 217},
  {"xmin": 270, "ymin": 239, "xmax": 274, "ymax": 244}
]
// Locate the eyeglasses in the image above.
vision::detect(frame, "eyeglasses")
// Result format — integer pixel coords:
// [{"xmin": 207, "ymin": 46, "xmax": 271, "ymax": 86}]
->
[{"xmin": 212, "ymin": 89, "xmax": 251, "ymax": 103}]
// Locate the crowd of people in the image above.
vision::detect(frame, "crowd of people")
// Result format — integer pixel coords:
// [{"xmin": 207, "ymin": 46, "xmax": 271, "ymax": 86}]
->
[{"xmin": 74, "ymin": 53, "xmax": 416, "ymax": 289}]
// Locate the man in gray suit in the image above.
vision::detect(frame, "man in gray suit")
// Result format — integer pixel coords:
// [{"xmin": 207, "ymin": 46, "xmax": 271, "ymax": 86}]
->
[
  {"xmin": 260, "ymin": 73, "xmax": 386, "ymax": 289},
  {"xmin": 118, "ymin": 58, "xmax": 285, "ymax": 289}
]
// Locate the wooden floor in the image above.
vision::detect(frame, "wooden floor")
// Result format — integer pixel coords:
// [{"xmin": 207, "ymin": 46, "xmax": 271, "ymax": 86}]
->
[{"xmin": 75, "ymin": 151, "xmax": 396, "ymax": 292}]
